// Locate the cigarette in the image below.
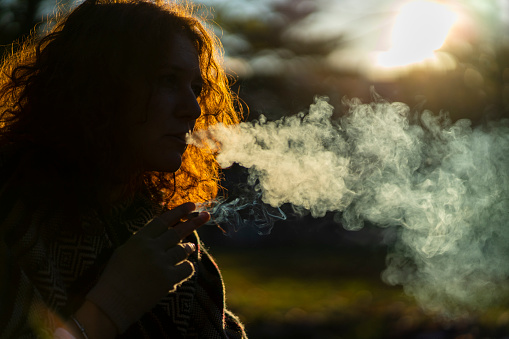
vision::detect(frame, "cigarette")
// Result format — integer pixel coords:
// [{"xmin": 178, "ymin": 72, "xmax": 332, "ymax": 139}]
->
[
  {"xmin": 188, "ymin": 212, "xmax": 200, "ymax": 219},
  {"xmin": 180, "ymin": 211, "xmax": 201, "ymax": 223}
]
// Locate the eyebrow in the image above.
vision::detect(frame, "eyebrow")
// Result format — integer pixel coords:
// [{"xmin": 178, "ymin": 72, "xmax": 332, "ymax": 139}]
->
[
  {"xmin": 159, "ymin": 65, "xmax": 203, "ymax": 88},
  {"xmin": 159, "ymin": 64, "xmax": 202, "ymax": 78}
]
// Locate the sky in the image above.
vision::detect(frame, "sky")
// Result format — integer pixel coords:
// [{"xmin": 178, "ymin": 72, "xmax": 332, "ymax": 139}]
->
[{"xmin": 194, "ymin": 0, "xmax": 508, "ymax": 78}]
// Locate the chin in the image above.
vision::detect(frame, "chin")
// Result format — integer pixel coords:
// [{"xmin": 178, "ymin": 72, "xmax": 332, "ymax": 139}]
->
[
  {"xmin": 165, "ymin": 164, "xmax": 182, "ymax": 173},
  {"xmin": 143, "ymin": 152, "xmax": 183, "ymax": 173},
  {"xmin": 159, "ymin": 155, "xmax": 183, "ymax": 173}
]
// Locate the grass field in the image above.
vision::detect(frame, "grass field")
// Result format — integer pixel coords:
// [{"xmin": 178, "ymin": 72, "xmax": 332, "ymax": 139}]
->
[{"xmin": 200, "ymin": 223, "xmax": 509, "ymax": 339}]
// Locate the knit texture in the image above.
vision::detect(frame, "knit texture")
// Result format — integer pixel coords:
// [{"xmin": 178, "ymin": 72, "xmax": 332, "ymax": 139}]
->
[{"xmin": 0, "ymin": 148, "xmax": 247, "ymax": 339}]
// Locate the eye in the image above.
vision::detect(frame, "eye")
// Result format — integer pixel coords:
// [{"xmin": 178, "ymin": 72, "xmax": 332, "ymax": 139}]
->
[
  {"xmin": 192, "ymin": 82, "xmax": 203, "ymax": 98},
  {"xmin": 158, "ymin": 73, "xmax": 178, "ymax": 88}
]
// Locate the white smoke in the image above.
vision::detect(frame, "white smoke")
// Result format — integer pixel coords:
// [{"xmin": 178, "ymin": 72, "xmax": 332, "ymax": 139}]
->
[{"xmin": 187, "ymin": 91, "xmax": 509, "ymax": 316}]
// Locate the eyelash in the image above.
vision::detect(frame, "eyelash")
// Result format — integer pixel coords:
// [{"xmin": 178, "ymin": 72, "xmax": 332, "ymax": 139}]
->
[
  {"xmin": 159, "ymin": 74, "xmax": 177, "ymax": 87},
  {"xmin": 158, "ymin": 74, "xmax": 202, "ymax": 97}
]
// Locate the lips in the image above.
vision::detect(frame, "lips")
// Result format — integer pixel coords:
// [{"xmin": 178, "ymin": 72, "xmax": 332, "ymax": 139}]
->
[{"xmin": 165, "ymin": 133, "xmax": 188, "ymax": 147}]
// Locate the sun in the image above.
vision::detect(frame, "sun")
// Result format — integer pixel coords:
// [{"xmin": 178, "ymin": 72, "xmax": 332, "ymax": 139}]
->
[{"xmin": 376, "ymin": 0, "xmax": 459, "ymax": 68}]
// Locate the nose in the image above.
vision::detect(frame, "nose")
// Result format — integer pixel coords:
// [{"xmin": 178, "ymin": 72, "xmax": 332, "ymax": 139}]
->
[{"xmin": 175, "ymin": 87, "xmax": 201, "ymax": 122}]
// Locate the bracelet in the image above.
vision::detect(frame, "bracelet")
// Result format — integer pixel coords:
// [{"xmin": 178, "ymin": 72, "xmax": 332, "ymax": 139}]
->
[
  {"xmin": 53, "ymin": 328, "xmax": 78, "ymax": 339},
  {"xmin": 70, "ymin": 315, "xmax": 89, "ymax": 339}
]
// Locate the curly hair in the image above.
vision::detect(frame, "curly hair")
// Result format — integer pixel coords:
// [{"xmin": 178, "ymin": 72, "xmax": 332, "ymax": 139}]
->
[{"xmin": 0, "ymin": 0, "xmax": 241, "ymax": 209}]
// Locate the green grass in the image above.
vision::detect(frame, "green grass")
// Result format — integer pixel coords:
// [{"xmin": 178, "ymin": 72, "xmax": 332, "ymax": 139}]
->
[{"xmin": 208, "ymin": 246, "xmax": 509, "ymax": 339}]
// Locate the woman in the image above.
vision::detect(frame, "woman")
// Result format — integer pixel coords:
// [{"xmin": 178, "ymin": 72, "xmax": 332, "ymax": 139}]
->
[{"xmin": 0, "ymin": 0, "xmax": 246, "ymax": 338}]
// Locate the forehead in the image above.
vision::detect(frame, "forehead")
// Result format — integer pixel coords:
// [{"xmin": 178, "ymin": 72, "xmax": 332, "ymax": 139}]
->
[{"xmin": 158, "ymin": 34, "xmax": 200, "ymax": 74}]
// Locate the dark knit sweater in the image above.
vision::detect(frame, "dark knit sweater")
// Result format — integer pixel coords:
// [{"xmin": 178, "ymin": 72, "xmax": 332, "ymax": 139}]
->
[{"xmin": 0, "ymin": 149, "xmax": 246, "ymax": 339}]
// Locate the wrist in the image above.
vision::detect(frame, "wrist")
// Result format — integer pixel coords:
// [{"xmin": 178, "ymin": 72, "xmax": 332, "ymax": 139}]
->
[
  {"xmin": 86, "ymin": 281, "xmax": 141, "ymax": 334},
  {"xmin": 71, "ymin": 300, "xmax": 118, "ymax": 339},
  {"xmin": 69, "ymin": 315, "xmax": 89, "ymax": 339}
]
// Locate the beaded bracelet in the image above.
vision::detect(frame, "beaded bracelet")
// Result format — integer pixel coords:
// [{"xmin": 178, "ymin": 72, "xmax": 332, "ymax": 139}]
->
[{"xmin": 70, "ymin": 315, "xmax": 89, "ymax": 339}]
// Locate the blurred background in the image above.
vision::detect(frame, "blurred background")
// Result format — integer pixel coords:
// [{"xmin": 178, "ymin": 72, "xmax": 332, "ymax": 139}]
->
[{"xmin": 2, "ymin": 0, "xmax": 509, "ymax": 338}]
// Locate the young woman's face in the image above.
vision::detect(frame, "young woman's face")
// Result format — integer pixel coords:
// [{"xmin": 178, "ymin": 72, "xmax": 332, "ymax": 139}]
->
[{"xmin": 127, "ymin": 34, "xmax": 203, "ymax": 173}]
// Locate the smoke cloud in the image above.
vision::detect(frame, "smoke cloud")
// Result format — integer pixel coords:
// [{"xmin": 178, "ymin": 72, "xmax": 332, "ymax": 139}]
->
[{"xmin": 187, "ymin": 91, "xmax": 509, "ymax": 316}]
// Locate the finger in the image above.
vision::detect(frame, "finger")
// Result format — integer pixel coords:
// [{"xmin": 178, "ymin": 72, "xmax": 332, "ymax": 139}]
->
[
  {"xmin": 167, "ymin": 260, "xmax": 195, "ymax": 289},
  {"xmin": 172, "ymin": 211, "xmax": 210, "ymax": 239},
  {"xmin": 179, "ymin": 211, "xmax": 200, "ymax": 223},
  {"xmin": 166, "ymin": 242, "xmax": 196, "ymax": 264},
  {"xmin": 135, "ymin": 216, "xmax": 166, "ymax": 238},
  {"xmin": 137, "ymin": 202, "xmax": 195, "ymax": 238},
  {"xmin": 158, "ymin": 202, "xmax": 196, "ymax": 226},
  {"xmin": 159, "ymin": 228, "xmax": 182, "ymax": 248}
]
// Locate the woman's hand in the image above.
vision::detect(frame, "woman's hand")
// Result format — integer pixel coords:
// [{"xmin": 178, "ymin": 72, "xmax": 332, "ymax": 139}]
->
[{"xmin": 85, "ymin": 202, "xmax": 210, "ymax": 334}]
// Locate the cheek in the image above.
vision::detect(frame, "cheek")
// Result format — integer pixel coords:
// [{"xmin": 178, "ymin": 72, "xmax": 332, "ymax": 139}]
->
[
  {"xmin": 139, "ymin": 140, "xmax": 184, "ymax": 172},
  {"xmin": 124, "ymin": 119, "xmax": 156, "ymax": 156},
  {"xmin": 147, "ymin": 90, "xmax": 175, "ymax": 120}
]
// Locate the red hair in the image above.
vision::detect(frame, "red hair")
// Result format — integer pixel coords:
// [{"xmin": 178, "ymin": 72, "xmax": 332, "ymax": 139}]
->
[{"xmin": 0, "ymin": 0, "xmax": 242, "ymax": 209}]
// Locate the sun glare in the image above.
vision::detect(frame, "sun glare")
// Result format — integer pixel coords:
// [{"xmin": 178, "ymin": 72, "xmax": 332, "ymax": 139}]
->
[{"xmin": 376, "ymin": 0, "xmax": 458, "ymax": 68}]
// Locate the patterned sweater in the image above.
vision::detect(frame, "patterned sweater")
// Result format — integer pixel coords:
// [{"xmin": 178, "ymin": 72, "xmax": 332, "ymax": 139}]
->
[{"xmin": 0, "ymin": 149, "xmax": 247, "ymax": 339}]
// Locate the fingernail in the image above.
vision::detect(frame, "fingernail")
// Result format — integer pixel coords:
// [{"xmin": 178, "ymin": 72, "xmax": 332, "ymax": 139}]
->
[
  {"xmin": 184, "ymin": 202, "xmax": 196, "ymax": 213},
  {"xmin": 183, "ymin": 242, "xmax": 196, "ymax": 254},
  {"xmin": 199, "ymin": 211, "xmax": 210, "ymax": 221}
]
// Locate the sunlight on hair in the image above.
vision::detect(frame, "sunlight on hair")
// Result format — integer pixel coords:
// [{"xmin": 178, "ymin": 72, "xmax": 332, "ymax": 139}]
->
[{"xmin": 376, "ymin": 0, "xmax": 458, "ymax": 68}]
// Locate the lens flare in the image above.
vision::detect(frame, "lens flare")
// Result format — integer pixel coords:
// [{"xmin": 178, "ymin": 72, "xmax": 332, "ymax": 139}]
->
[{"xmin": 376, "ymin": 0, "xmax": 458, "ymax": 68}]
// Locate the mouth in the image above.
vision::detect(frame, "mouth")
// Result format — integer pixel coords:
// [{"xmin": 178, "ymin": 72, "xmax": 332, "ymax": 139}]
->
[{"xmin": 165, "ymin": 134, "xmax": 189, "ymax": 148}]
